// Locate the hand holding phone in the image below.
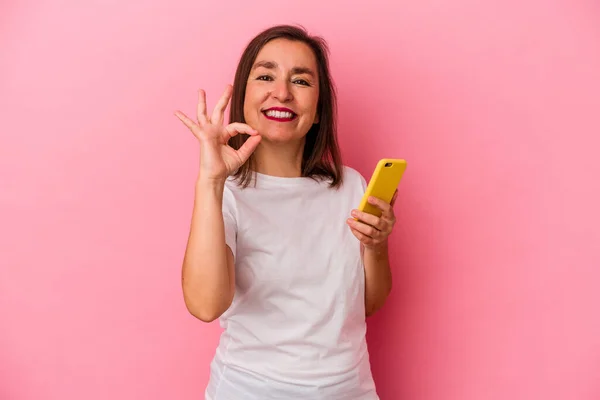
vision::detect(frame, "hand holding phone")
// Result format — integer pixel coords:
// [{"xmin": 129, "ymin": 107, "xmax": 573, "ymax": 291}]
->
[
  {"xmin": 357, "ymin": 158, "xmax": 407, "ymax": 218},
  {"xmin": 347, "ymin": 158, "xmax": 407, "ymax": 249}
]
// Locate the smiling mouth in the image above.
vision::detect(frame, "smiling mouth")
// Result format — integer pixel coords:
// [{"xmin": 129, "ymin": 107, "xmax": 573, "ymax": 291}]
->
[{"xmin": 262, "ymin": 108, "xmax": 297, "ymax": 122}]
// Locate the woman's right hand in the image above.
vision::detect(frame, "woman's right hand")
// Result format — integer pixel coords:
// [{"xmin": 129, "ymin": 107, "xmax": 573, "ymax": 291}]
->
[{"xmin": 175, "ymin": 85, "xmax": 261, "ymax": 182}]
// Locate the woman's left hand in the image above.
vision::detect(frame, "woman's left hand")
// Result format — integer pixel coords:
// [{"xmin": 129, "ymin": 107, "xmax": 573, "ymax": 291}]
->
[{"xmin": 347, "ymin": 190, "xmax": 398, "ymax": 250}]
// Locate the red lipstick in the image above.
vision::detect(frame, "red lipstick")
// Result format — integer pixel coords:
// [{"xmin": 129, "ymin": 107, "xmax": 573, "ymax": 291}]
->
[{"xmin": 262, "ymin": 107, "xmax": 297, "ymax": 122}]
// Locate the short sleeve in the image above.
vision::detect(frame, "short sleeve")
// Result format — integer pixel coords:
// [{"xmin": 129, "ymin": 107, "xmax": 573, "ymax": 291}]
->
[{"xmin": 222, "ymin": 185, "xmax": 238, "ymax": 259}]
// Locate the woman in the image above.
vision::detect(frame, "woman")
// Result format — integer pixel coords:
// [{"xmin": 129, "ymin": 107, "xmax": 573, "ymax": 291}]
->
[{"xmin": 175, "ymin": 24, "xmax": 397, "ymax": 400}]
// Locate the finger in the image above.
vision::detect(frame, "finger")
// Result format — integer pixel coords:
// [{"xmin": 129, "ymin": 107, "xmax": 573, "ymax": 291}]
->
[
  {"xmin": 174, "ymin": 111, "xmax": 199, "ymax": 134},
  {"xmin": 351, "ymin": 209, "xmax": 384, "ymax": 230},
  {"xmin": 211, "ymin": 85, "xmax": 233, "ymax": 126},
  {"xmin": 367, "ymin": 196, "xmax": 395, "ymax": 220},
  {"xmin": 223, "ymin": 123, "xmax": 258, "ymax": 141},
  {"xmin": 390, "ymin": 190, "xmax": 399, "ymax": 207},
  {"xmin": 236, "ymin": 135, "xmax": 262, "ymax": 163},
  {"xmin": 347, "ymin": 218, "xmax": 379, "ymax": 239},
  {"xmin": 349, "ymin": 227, "xmax": 375, "ymax": 246},
  {"xmin": 197, "ymin": 89, "xmax": 208, "ymax": 125}
]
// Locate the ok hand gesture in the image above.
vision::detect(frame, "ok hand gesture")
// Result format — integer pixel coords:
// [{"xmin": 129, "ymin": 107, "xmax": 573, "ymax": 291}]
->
[{"xmin": 175, "ymin": 85, "xmax": 261, "ymax": 181}]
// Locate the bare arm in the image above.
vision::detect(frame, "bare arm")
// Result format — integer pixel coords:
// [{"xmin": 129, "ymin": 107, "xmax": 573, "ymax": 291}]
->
[
  {"xmin": 362, "ymin": 243, "xmax": 392, "ymax": 316},
  {"xmin": 181, "ymin": 178, "xmax": 235, "ymax": 322},
  {"xmin": 175, "ymin": 85, "xmax": 261, "ymax": 322},
  {"xmin": 347, "ymin": 191, "xmax": 399, "ymax": 317}
]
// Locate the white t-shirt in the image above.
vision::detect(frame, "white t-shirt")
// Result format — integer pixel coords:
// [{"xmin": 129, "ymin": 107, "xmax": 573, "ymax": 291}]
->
[{"xmin": 204, "ymin": 166, "xmax": 379, "ymax": 400}]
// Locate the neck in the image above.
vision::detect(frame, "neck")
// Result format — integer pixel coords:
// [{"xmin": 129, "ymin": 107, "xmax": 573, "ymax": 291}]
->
[{"xmin": 252, "ymin": 138, "xmax": 306, "ymax": 178}]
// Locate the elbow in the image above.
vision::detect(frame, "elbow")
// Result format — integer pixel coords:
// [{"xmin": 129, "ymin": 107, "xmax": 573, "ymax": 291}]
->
[
  {"xmin": 365, "ymin": 304, "xmax": 379, "ymax": 318},
  {"xmin": 365, "ymin": 302, "xmax": 384, "ymax": 318},
  {"xmin": 366, "ymin": 286, "xmax": 392, "ymax": 317},
  {"xmin": 187, "ymin": 304, "xmax": 220, "ymax": 322},
  {"xmin": 182, "ymin": 291, "xmax": 232, "ymax": 323}
]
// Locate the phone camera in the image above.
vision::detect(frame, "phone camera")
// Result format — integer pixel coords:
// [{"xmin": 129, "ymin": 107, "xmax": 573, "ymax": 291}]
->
[{"xmin": 384, "ymin": 162, "xmax": 392, "ymax": 167}]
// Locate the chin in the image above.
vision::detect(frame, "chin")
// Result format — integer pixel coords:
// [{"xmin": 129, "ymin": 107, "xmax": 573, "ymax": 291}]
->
[{"xmin": 260, "ymin": 128, "xmax": 306, "ymax": 144}]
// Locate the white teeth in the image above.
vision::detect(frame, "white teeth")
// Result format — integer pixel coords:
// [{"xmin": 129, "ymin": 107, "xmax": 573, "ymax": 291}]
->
[{"xmin": 265, "ymin": 110, "xmax": 294, "ymax": 119}]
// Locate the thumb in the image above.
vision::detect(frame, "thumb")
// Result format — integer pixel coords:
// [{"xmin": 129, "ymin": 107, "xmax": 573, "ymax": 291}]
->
[{"xmin": 236, "ymin": 135, "xmax": 262, "ymax": 164}]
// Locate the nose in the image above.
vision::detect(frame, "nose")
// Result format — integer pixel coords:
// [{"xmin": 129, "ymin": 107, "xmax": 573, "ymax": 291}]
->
[{"xmin": 271, "ymin": 80, "xmax": 293, "ymax": 102}]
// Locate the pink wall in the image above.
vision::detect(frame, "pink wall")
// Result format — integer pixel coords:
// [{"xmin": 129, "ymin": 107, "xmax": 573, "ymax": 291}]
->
[{"xmin": 1, "ymin": 1, "xmax": 599, "ymax": 399}]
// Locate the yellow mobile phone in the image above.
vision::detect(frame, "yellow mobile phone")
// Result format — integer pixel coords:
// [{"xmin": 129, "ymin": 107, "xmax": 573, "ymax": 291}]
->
[{"xmin": 358, "ymin": 159, "xmax": 407, "ymax": 217}]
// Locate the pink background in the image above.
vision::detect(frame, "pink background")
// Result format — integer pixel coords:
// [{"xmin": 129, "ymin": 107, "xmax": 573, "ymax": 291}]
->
[{"xmin": 1, "ymin": 1, "xmax": 599, "ymax": 399}]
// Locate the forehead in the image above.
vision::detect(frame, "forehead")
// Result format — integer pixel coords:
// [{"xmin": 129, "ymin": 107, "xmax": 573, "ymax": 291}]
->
[{"xmin": 254, "ymin": 38, "xmax": 318, "ymax": 71}]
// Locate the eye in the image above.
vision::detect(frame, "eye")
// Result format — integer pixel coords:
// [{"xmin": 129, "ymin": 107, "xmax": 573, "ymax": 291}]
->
[
  {"xmin": 293, "ymin": 79, "xmax": 310, "ymax": 86},
  {"xmin": 256, "ymin": 75, "xmax": 273, "ymax": 81}
]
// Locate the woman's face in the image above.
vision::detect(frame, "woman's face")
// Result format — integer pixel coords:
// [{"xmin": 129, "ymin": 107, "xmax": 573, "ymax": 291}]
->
[{"xmin": 244, "ymin": 38, "xmax": 320, "ymax": 144}]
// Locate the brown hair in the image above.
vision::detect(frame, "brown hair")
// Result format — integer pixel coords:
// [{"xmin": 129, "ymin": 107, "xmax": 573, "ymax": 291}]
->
[{"xmin": 228, "ymin": 24, "xmax": 344, "ymax": 188}]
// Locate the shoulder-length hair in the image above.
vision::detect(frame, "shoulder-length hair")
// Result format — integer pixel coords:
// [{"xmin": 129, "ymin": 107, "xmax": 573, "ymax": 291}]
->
[{"xmin": 228, "ymin": 24, "xmax": 344, "ymax": 188}]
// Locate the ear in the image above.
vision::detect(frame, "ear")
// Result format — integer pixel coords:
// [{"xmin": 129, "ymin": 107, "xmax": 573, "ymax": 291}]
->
[{"xmin": 313, "ymin": 113, "xmax": 320, "ymax": 124}]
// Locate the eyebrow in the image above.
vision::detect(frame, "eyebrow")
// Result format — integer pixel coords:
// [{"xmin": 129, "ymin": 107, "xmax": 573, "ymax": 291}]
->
[{"xmin": 252, "ymin": 60, "xmax": 316, "ymax": 77}]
